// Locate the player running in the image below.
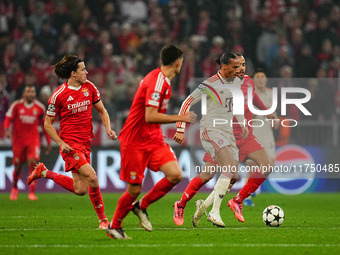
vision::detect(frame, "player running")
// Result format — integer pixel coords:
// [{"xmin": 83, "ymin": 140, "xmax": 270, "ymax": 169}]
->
[
  {"xmin": 173, "ymin": 52, "xmax": 248, "ymax": 227},
  {"xmin": 107, "ymin": 45, "xmax": 196, "ymax": 240},
  {"xmin": 27, "ymin": 54, "xmax": 117, "ymax": 229},
  {"xmin": 5, "ymin": 84, "xmax": 51, "ymax": 200},
  {"xmin": 191, "ymin": 55, "xmax": 276, "ymax": 226},
  {"xmin": 243, "ymin": 69, "xmax": 278, "ymax": 207},
  {"xmin": 173, "ymin": 54, "xmax": 274, "ymax": 226}
]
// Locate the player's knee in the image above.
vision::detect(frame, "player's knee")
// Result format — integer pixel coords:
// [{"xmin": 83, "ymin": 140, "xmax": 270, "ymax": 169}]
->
[
  {"xmin": 127, "ymin": 185, "xmax": 142, "ymax": 198},
  {"xmin": 167, "ymin": 172, "xmax": 182, "ymax": 184}
]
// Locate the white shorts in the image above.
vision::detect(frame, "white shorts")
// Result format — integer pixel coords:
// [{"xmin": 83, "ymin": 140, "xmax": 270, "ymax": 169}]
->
[{"xmin": 200, "ymin": 128, "xmax": 238, "ymax": 161}]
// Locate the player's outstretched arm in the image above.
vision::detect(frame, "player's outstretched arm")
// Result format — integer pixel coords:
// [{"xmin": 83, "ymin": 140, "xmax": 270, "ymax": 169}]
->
[
  {"xmin": 145, "ymin": 106, "xmax": 196, "ymax": 124},
  {"xmin": 93, "ymin": 100, "xmax": 117, "ymax": 140},
  {"xmin": 44, "ymin": 116, "xmax": 73, "ymax": 153}
]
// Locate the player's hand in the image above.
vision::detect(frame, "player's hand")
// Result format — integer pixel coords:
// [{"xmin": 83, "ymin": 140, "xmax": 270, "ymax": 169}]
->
[
  {"xmin": 182, "ymin": 111, "xmax": 197, "ymax": 124},
  {"xmin": 241, "ymin": 126, "xmax": 249, "ymax": 139},
  {"xmin": 173, "ymin": 132, "xmax": 185, "ymax": 144},
  {"xmin": 45, "ymin": 143, "xmax": 52, "ymax": 155},
  {"xmin": 266, "ymin": 113, "xmax": 277, "ymax": 119},
  {"xmin": 5, "ymin": 129, "xmax": 11, "ymax": 139},
  {"xmin": 107, "ymin": 129, "xmax": 117, "ymax": 140},
  {"xmin": 59, "ymin": 141, "xmax": 74, "ymax": 153}
]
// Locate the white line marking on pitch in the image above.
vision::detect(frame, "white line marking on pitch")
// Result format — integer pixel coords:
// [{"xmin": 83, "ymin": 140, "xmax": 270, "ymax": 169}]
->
[
  {"xmin": 0, "ymin": 244, "xmax": 340, "ymax": 248},
  {"xmin": 1, "ymin": 227, "xmax": 340, "ymax": 231}
]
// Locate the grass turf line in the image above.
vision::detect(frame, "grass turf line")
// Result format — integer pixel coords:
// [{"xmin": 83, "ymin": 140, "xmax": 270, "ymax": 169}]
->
[{"xmin": 0, "ymin": 193, "xmax": 340, "ymax": 255}]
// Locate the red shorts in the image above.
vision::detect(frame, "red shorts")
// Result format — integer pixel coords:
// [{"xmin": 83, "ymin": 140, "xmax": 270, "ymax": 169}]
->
[
  {"xmin": 236, "ymin": 133, "xmax": 264, "ymax": 162},
  {"xmin": 203, "ymin": 134, "xmax": 264, "ymax": 164},
  {"xmin": 12, "ymin": 142, "xmax": 40, "ymax": 165},
  {"xmin": 120, "ymin": 142, "xmax": 177, "ymax": 184},
  {"xmin": 60, "ymin": 142, "xmax": 91, "ymax": 173}
]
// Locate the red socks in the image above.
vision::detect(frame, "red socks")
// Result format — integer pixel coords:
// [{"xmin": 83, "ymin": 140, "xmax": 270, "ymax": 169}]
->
[
  {"xmin": 110, "ymin": 191, "xmax": 136, "ymax": 229},
  {"xmin": 89, "ymin": 187, "xmax": 106, "ymax": 220},
  {"xmin": 12, "ymin": 170, "xmax": 20, "ymax": 189},
  {"xmin": 177, "ymin": 175, "xmax": 204, "ymax": 208},
  {"xmin": 46, "ymin": 171, "xmax": 75, "ymax": 193},
  {"xmin": 140, "ymin": 177, "xmax": 176, "ymax": 210},
  {"xmin": 233, "ymin": 171, "xmax": 267, "ymax": 204},
  {"xmin": 29, "ymin": 163, "xmax": 36, "ymax": 193}
]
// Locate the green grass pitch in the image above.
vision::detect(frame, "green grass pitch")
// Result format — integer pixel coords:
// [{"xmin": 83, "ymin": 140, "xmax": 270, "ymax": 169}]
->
[{"xmin": 1, "ymin": 192, "xmax": 340, "ymax": 255}]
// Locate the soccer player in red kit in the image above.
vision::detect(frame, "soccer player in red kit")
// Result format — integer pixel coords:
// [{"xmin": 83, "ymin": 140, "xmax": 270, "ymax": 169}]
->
[
  {"xmin": 4, "ymin": 84, "xmax": 51, "ymax": 201},
  {"xmin": 107, "ymin": 45, "xmax": 196, "ymax": 239},
  {"xmin": 27, "ymin": 54, "xmax": 117, "ymax": 229},
  {"xmin": 173, "ymin": 54, "xmax": 275, "ymax": 226}
]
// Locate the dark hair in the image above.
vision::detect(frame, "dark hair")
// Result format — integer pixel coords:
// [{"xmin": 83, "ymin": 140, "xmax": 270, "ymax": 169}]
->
[
  {"xmin": 160, "ymin": 45, "xmax": 183, "ymax": 66},
  {"xmin": 216, "ymin": 52, "xmax": 238, "ymax": 65},
  {"xmin": 52, "ymin": 54, "xmax": 83, "ymax": 79},
  {"xmin": 253, "ymin": 68, "xmax": 266, "ymax": 77},
  {"xmin": 234, "ymin": 52, "xmax": 242, "ymax": 57},
  {"xmin": 24, "ymin": 84, "xmax": 36, "ymax": 91}
]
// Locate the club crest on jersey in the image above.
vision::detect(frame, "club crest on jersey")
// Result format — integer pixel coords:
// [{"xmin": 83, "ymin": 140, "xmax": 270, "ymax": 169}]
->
[
  {"xmin": 33, "ymin": 108, "xmax": 38, "ymax": 115},
  {"xmin": 130, "ymin": 171, "xmax": 137, "ymax": 180},
  {"xmin": 218, "ymin": 139, "xmax": 224, "ymax": 145},
  {"xmin": 73, "ymin": 153, "xmax": 79, "ymax": 160},
  {"xmin": 151, "ymin": 92, "xmax": 160, "ymax": 101},
  {"xmin": 82, "ymin": 88, "xmax": 89, "ymax": 97}
]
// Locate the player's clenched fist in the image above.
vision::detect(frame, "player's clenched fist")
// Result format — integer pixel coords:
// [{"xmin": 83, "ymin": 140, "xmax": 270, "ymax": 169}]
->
[
  {"xmin": 173, "ymin": 132, "xmax": 185, "ymax": 144},
  {"xmin": 107, "ymin": 129, "xmax": 117, "ymax": 140}
]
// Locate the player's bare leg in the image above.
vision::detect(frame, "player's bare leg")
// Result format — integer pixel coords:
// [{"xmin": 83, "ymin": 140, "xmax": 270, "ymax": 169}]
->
[
  {"xmin": 174, "ymin": 162, "xmax": 216, "ymax": 225},
  {"xmin": 28, "ymin": 158, "xmax": 38, "ymax": 200},
  {"xmin": 10, "ymin": 163, "xmax": 22, "ymax": 200},
  {"xmin": 77, "ymin": 164, "xmax": 109, "ymax": 229}
]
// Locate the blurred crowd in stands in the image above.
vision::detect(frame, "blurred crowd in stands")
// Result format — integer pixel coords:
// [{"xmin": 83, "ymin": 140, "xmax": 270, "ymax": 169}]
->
[{"xmin": 1, "ymin": 0, "xmax": 340, "ymax": 137}]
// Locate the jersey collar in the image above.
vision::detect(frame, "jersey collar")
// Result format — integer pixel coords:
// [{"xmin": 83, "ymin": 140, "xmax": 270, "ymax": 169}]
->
[
  {"xmin": 159, "ymin": 68, "xmax": 171, "ymax": 85},
  {"xmin": 65, "ymin": 81, "xmax": 82, "ymax": 91},
  {"xmin": 23, "ymin": 100, "xmax": 34, "ymax": 108}
]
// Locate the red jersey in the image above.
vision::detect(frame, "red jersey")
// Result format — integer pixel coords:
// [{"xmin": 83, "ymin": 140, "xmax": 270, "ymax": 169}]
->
[
  {"xmin": 4, "ymin": 99, "xmax": 48, "ymax": 145},
  {"xmin": 46, "ymin": 80, "xmax": 100, "ymax": 144},
  {"xmin": 119, "ymin": 68, "xmax": 171, "ymax": 149},
  {"xmin": 233, "ymin": 75, "xmax": 267, "ymax": 140}
]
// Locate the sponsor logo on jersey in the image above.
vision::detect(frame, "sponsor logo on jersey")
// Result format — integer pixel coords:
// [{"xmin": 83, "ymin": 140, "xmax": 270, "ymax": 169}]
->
[
  {"xmin": 19, "ymin": 115, "xmax": 37, "ymax": 124},
  {"xmin": 82, "ymin": 88, "xmax": 89, "ymax": 97},
  {"xmin": 67, "ymin": 96, "xmax": 74, "ymax": 101},
  {"xmin": 130, "ymin": 171, "xmax": 137, "ymax": 180},
  {"xmin": 67, "ymin": 100, "xmax": 91, "ymax": 110},
  {"xmin": 73, "ymin": 153, "xmax": 79, "ymax": 160},
  {"xmin": 151, "ymin": 92, "xmax": 160, "ymax": 101}
]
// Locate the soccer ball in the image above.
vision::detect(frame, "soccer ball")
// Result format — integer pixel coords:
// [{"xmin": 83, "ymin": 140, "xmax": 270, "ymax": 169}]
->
[{"xmin": 262, "ymin": 205, "xmax": 285, "ymax": 227}]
